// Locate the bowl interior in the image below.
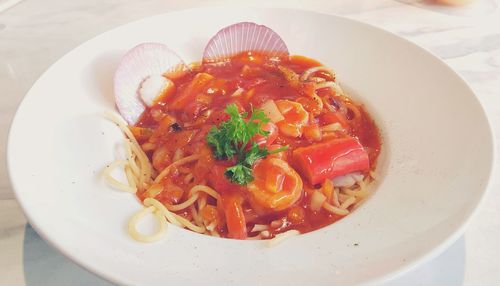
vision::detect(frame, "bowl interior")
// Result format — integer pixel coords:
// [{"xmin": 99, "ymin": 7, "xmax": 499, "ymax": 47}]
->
[{"xmin": 7, "ymin": 7, "xmax": 494, "ymax": 285}]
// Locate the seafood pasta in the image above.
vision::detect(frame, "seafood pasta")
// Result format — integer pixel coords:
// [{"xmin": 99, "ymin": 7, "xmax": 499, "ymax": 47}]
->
[{"xmin": 105, "ymin": 22, "xmax": 381, "ymax": 242}]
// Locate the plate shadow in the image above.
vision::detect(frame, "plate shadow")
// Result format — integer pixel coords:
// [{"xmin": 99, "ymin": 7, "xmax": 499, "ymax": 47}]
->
[
  {"xmin": 23, "ymin": 223, "xmax": 466, "ymax": 285},
  {"xmin": 23, "ymin": 224, "xmax": 114, "ymax": 286}
]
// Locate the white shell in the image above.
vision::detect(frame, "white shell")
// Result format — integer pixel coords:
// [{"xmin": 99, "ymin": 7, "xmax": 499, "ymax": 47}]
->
[
  {"xmin": 203, "ymin": 22, "xmax": 289, "ymax": 63},
  {"xmin": 114, "ymin": 43, "xmax": 186, "ymax": 124}
]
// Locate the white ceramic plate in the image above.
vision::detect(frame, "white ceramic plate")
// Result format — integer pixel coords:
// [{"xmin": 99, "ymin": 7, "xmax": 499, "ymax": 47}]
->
[{"xmin": 8, "ymin": 7, "xmax": 495, "ymax": 285}]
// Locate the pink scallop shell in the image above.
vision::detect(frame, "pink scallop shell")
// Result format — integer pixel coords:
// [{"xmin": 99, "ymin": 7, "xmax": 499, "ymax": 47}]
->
[
  {"xmin": 203, "ymin": 22, "xmax": 289, "ymax": 63},
  {"xmin": 114, "ymin": 43, "xmax": 187, "ymax": 125}
]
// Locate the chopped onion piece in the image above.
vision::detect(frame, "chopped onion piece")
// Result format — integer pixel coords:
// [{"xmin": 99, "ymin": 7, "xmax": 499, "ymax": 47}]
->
[
  {"xmin": 260, "ymin": 100, "xmax": 285, "ymax": 123},
  {"xmin": 310, "ymin": 190, "xmax": 327, "ymax": 212},
  {"xmin": 231, "ymin": 87, "xmax": 245, "ymax": 97},
  {"xmin": 251, "ymin": 224, "xmax": 269, "ymax": 232},
  {"xmin": 321, "ymin": 122, "xmax": 343, "ymax": 132}
]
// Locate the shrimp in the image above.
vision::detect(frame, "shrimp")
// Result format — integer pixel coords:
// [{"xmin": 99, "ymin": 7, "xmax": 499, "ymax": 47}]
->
[
  {"xmin": 247, "ymin": 158, "xmax": 303, "ymax": 213},
  {"xmin": 275, "ymin": 100, "xmax": 309, "ymax": 137}
]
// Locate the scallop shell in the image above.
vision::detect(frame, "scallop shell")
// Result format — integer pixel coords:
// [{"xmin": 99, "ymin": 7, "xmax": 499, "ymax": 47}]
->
[
  {"xmin": 203, "ymin": 22, "xmax": 289, "ymax": 63},
  {"xmin": 114, "ymin": 43, "xmax": 187, "ymax": 124}
]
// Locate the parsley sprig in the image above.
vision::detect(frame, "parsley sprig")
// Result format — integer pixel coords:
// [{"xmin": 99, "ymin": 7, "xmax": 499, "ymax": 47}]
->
[{"xmin": 206, "ymin": 104, "xmax": 288, "ymax": 185}]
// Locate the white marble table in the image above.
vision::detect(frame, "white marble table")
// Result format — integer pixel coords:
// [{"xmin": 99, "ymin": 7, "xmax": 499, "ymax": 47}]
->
[{"xmin": 1, "ymin": 0, "xmax": 499, "ymax": 285}]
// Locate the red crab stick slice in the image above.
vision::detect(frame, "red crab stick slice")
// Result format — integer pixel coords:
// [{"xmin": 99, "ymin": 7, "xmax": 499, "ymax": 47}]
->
[
  {"xmin": 202, "ymin": 22, "xmax": 289, "ymax": 64},
  {"xmin": 293, "ymin": 137, "xmax": 370, "ymax": 185},
  {"xmin": 114, "ymin": 43, "xmax": 187, "ymax": 124}
]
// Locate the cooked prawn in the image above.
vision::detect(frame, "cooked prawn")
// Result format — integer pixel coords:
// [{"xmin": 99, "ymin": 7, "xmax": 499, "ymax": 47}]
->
[{"xmin": 247, "ymin": 158, "xmax": 303, "ymax": 213}]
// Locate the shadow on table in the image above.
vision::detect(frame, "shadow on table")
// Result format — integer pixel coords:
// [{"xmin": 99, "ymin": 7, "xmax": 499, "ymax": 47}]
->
[
  {"xmin": 23, "ymin": 224, "xmax": 113, "ymax": 286},
  {"xmin": 23, "ymin": 224, "xmax": 466, "ymax": 285}
]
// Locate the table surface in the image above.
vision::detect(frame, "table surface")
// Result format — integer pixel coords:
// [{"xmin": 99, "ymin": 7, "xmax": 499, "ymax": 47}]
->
[{"xmin": 1, "ymin": 0, "xmax": 499, "ymax": 285}]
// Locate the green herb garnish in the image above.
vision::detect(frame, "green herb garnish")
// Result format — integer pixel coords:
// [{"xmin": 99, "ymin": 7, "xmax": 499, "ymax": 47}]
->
[{"xmin": 206, "ymin": 104, "xmax": 288, "ymax": 185}]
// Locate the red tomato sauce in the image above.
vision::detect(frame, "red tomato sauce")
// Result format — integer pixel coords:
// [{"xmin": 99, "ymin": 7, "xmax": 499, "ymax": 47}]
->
[{"xmin": 133, "ymin": 52, "xmax": 381, "ymax": 239}]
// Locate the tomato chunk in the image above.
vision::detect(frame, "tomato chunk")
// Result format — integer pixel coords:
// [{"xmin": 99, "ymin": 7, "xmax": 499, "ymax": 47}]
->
[
  {"xmin": 222, "ymin": 193, "xmax": 247, "ymax": 239},
  {"xmin": 292, "ymin": 137, "xmax": 369, "ymax": 185},
  {"xmin": 208, "ymin": 165, "xmax": 236, "ymax": 193}
]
